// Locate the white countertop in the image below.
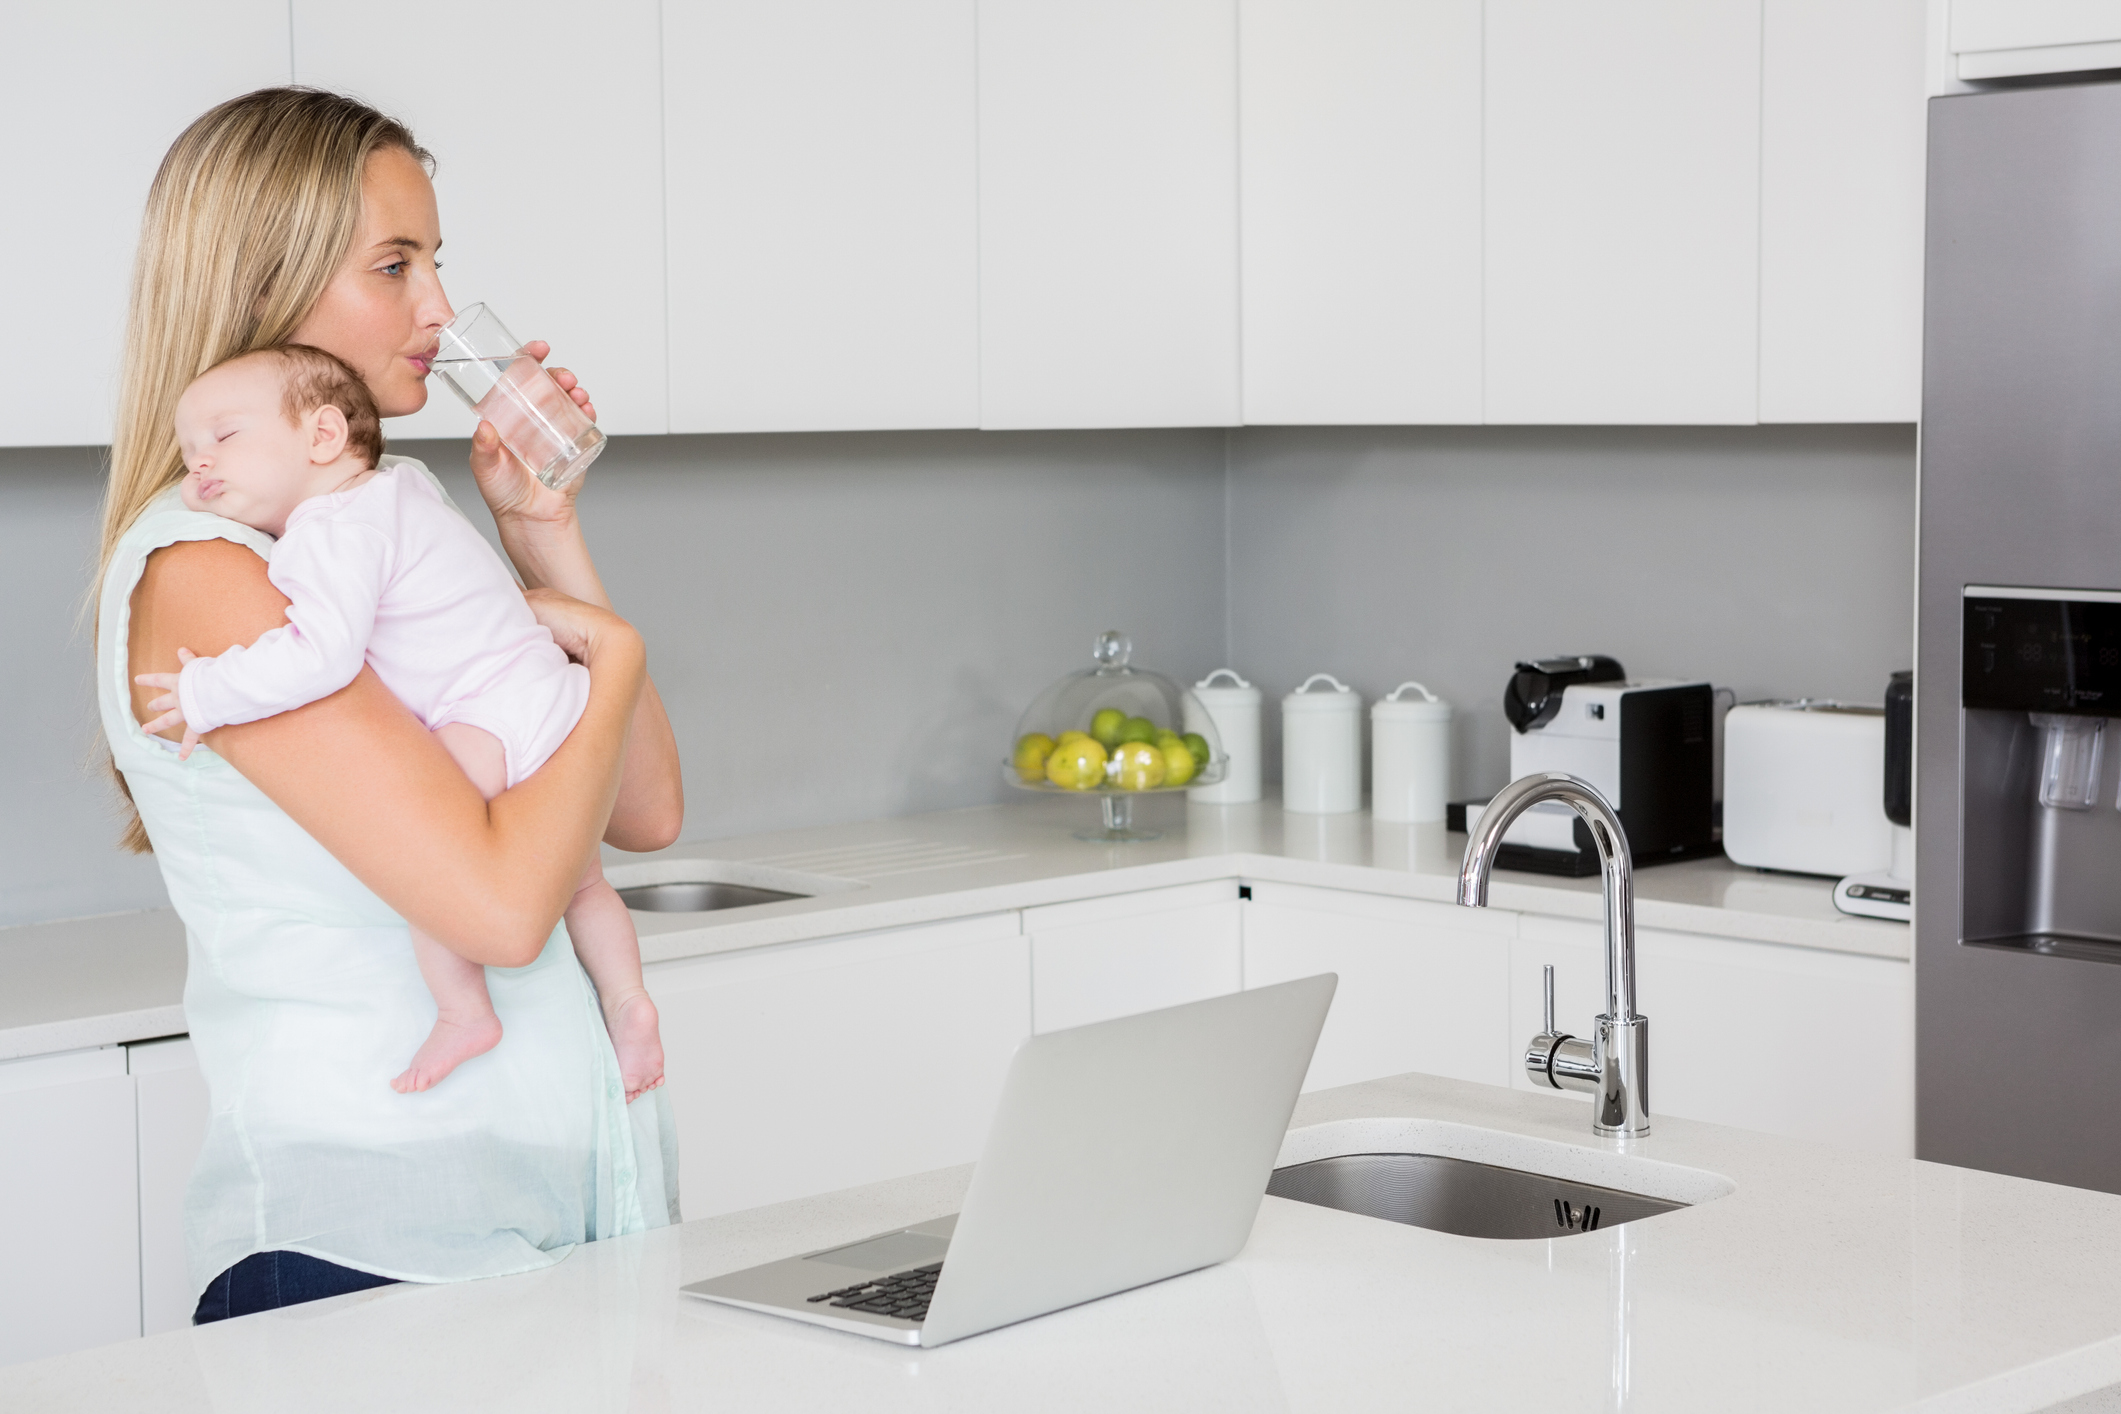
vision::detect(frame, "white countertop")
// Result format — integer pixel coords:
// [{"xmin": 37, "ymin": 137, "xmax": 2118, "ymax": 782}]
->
[
  {"xmin": 6, "ymin": 1070, "xmax": 2112, "ymax": 1414},
  {"xmin": 0, "ymin": 792, "xmax": 1903, "ymax": 1062}
]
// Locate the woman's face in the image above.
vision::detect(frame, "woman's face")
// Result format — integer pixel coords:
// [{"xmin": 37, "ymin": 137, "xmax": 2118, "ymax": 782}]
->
[{"xmin": 290, "ymin": 146, "xmax": 453, "ymax": 419}]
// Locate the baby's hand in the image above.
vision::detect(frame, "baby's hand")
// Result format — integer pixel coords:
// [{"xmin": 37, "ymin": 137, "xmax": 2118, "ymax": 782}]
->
[{"xmin": 134, "ymin": 647, "xmax": 206, "ymax": 760}]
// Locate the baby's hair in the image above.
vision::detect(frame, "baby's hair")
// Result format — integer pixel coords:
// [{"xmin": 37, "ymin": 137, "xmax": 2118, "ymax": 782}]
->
[{"xmin": 218, "ymin": 343, "xmax": 386, "ymax": 468}]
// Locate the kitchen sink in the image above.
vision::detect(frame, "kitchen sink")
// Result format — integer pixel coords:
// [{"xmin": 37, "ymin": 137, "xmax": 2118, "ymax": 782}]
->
[
  {"xmin": 604, "ymin": 858, "xmax": 862, "ymax": 916},
  {"xmin": 1268, "ymin": 1151, "xmax": 1684, "ymax": 1239},
  {"xmin": 617, "ymin": 881, "xmax": 807, "ymax": 912}
]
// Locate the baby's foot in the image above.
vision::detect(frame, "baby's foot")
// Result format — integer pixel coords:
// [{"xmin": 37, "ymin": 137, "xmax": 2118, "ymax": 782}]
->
[
  {"xmin": 604, "ymin": 990, "xmax": 665, "ymax": 1104},
  {"xmin": 391, "ymin": 1012, "xmax": 503, "ymax": 1094}
]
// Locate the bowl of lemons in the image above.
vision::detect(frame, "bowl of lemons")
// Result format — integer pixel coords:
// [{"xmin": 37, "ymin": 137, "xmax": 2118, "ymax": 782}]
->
[{"xmin": 1007, "ymin": 630, "xmax": 1225, "ymax": 841}]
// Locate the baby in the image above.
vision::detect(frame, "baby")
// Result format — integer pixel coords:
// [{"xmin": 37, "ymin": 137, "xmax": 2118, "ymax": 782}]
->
[{"xmin": 134, "ymin": 344, "xmax": 664, "ymax": 1101}]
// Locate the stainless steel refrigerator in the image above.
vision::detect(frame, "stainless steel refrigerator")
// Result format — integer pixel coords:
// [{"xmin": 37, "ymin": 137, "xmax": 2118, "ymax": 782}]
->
[{"xmin": 1921, "ymin": 79, "xmax": 2121, "ymax": 1193}]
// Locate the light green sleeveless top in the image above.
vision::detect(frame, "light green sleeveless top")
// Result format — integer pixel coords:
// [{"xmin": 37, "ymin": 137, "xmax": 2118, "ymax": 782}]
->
[{"xmin": 97, "ymin": 458, "xmax": 678, "ymax": 1296}]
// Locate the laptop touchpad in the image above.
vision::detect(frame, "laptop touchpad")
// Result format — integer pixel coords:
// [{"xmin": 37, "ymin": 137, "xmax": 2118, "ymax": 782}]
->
[{"xmin": 805, "ymin": 1230, "xmax": 952, "ymax": 1272}]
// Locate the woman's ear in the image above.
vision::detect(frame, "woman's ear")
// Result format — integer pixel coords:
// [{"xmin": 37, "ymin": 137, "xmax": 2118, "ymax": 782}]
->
[{"xmin": 309, "ymin": 404, "xmax": 351, "ymax": 465}]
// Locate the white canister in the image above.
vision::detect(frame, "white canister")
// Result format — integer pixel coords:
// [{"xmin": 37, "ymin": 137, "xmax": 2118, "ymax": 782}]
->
[
  {"xmin": 1282, "ymin": 674, "xmax": 1363, "ymax": 815},
  {"xmin": 1187, "ymin": 669, "xmax": 1261, "ymax": 804},
  {"xmin": 1370, "ymin": 682, "xmax": 1452, "ymax": 824}
]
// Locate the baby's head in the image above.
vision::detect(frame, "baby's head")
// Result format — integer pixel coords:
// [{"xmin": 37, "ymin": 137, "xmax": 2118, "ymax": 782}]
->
[{"xmin": 174, "ymin": 344, "xmax": 384, "ymax": 535}]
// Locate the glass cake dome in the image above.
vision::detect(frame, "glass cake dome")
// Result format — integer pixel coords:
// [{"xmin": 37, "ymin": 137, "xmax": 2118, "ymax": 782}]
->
[{"xmin": 1005, "ymin": 630, "xmax": 1225, "ymax": 841}]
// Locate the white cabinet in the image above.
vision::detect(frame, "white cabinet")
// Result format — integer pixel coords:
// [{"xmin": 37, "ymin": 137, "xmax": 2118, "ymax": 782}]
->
[
  {"xmin": 1025, "ymin": 881, "xmax": 1242, "ymax": 1033},
  {"xmin": 1237, "ymin": 0, "xmax": 1483, "ymax": 426},
  {"xmin": 1483, "ymin": 1, "xmax": 1763, "ymax": 425},
  {"xmin": 7, "ymin": 2, "xmax": 291, "ymax": 449},
  {"xmin": 1758, "ymin": 0, "xmax": 1927, "ymax": 423},
  {"xmin": 976, "ymin": 0, "xmax": 1242, "ymax": 429},
  {"xmin": 1242, "ymin": 882, "xmax": 1514, "ymax": 1092},
  {"xmin": 645, "ymin": 913, "xmax": 1028, "ymax": 1219},
  {"xmin": 291, "ymin": 1, "xmax": 669, "ymax": 439},
  {"xmin": 663, "ymin": 1, "xmax": 980, "ymax": 434},
  {"xmin": 1949, "ymin": 0, "xmax": 2121, "ymax": 81},
  {"xmin": 0, "ymin": 1049, "xmax": 139, "ymax": 1365},
  {"xmin": 1511, "ymin": 916, "xmax": 1915, "ymax": 1156},
  {"xmin": 129, "ymin": 1037, "xmax": 209, "ymax": 1336}
]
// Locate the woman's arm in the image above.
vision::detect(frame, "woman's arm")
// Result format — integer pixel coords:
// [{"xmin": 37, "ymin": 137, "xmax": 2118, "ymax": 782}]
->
[
  {"xmin": 463, "ymin": 369, "xmax": 683, "ymax": 852},
  {"xmin": 128, "ymin": 538, "xmax": 644, "ymax": 969}
]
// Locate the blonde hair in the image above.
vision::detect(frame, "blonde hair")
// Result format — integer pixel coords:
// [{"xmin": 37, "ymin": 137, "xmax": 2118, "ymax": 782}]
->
[{"xmin": 101, "ymin": 88, "xmax": 427, "ymax": 851}]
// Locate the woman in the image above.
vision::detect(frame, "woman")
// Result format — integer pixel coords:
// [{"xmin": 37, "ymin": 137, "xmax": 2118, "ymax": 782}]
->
[{"xmin": 94, "ymin": 87, "xmax": 684, "ymax": 1323}]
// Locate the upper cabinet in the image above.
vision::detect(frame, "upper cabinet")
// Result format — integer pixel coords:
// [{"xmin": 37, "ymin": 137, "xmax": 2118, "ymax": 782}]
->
[
  {"xmin": 1759, "ymin": 0, "xmax": 1927, "ymax": 423},
  {"xmin": 976, "ymin": 0, "xmax": 1243, "ymax": 429},
  {"xmin": 1238, "ymin": 0, "xmax": 1484, "ymax": 425},
  {"xmin": 293, "ymin": 0, "xmax": 669, "ymax": 439},
  {"xmin": 1484, "ymin": 2, "xmax": 1764, "ymax": 425},
  {"xmin": 664, "ymin": 2, "xmax": 980, "ymax": 434},
  {"xmin": 1948, "ymin": 0, "xmax": 2121, "ymax": 81},
  {"xmin": 3, "ymin": 2, "xmax": 291, "ymax": 449}
]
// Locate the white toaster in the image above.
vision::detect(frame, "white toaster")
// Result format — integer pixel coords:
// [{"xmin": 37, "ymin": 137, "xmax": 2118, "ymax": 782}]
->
[{"xmin": 1722, "ymin": 701, "xmax": 1893, "ymax": 877}]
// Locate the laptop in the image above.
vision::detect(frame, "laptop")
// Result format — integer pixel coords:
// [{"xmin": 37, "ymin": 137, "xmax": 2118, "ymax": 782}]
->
[{"xmin": 680, "ymin": 972, "xmax": 1336, "ymax": 1347}]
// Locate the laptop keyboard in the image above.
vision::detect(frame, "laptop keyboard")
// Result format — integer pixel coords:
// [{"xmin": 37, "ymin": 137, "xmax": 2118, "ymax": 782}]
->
[{"xmin": 806, "ymin": 1261, "xmax": 943, "ymax": 1322}]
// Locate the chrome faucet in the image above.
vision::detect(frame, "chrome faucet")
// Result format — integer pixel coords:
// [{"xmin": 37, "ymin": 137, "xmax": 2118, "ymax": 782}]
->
[{"xmin": 1458, "ymin": 773, "xmax": 1650, "ymax": 1138}]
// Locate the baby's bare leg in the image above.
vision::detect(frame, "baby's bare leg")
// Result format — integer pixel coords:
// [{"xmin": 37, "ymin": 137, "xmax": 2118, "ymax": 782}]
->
[
  {"xmin": 565, "ymin": 858, "xmax": 664, "ymax": 1103},
  {"xmin": 390, "ymin": 724, "xmax": 510, "ymax": 1095}
]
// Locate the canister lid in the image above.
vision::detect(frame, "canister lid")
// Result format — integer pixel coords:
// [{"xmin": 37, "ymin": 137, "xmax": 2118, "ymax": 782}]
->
[
  {"xmin": 1283, "ymin": 673, "xmax": 1361, "ymax": 713},
  {"xmin": 1193, "ymin": 668, "xmax": 1261, "ymax": 705},
  {"xmin": 1372, "ymin": 681, "xmax": 1452, "ymax": 721}
]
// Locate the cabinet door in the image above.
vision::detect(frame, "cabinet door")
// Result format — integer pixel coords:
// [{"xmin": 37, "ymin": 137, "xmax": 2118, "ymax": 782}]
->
[
  {"xmin": 292, "ymin": 1, "xmax": 668, "ymax": 438},
  {"xmin": 1238, "ymin": 0, "xmax": 1483, "ymax": 425},
  {"xmin": 1758, "ymin": 0, "xmax": 1927, "ymax": 423},
  {"xmin": 645, "ymin": 913, "xmax": 1028, "ymax": 1218},
  {"xmin": 977, "ymin": 0, "xmax": 1242, "ymax": 429},
  {"xmin": 1484, "ymin": 1, "xmax": 1762, "ymax": 424},
  {"xmin": 664, "ymin": 1, "xmax": 979, "ymax": 433},
  {"xmin": 0, "ymin": 1049, "xmax": 139, "ymax": 1364},
  {"xmin": 1242, "ymin": 882, "xmax": 1514, "ymax": 1092},
  {"xmin": 5, "ymin": 2, "xmax": 290, "ymax": 448},
  {"xmin": 1025, "ymin": 881, "xmax": 1242, "ymax": 1033},
  {"xmin": 129, "ymin": 1037, "xmax": 210, "ymax": 1337},
  {"xmin": 1513, "ymin": 916, "xmax": 1915, "ymax": 1156}
]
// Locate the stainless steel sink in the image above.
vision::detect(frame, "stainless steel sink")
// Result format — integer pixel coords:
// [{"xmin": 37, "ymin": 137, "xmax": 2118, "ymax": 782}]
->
[
  {"xmin": 1267, "ymin": 1152, "xmax": 1685, "ymax": 1239},
  {"xmin": 616, "ymin": 881, "xmax": 807, "ymax": 913}
]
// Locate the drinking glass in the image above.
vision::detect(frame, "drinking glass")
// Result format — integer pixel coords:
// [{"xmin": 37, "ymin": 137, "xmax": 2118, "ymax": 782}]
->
[{"xmin": 430, "ymin": 304, "xmax": 606, "ymax": 490}]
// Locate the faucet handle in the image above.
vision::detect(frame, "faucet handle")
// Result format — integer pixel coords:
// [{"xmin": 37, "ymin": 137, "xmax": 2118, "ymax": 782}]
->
[
  {"xmin": 1527, "ymin": 962, "xmax": 1600, "ymax": 1097},
  {"xmin": 1542, "ymin": 963, "xmax": 1556, "ymax": 1036}
]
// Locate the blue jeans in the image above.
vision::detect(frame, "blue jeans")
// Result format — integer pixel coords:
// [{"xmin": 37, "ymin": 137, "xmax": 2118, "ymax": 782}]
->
[{"xmin": 192, "ymin": 1250, "xmax": 399, "ymax": 1324}]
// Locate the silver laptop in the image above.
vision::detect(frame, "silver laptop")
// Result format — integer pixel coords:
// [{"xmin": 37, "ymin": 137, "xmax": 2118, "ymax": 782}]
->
[{"xmin": 680, "ymin": 972, "xmax": 1336, "ymax": 1347}]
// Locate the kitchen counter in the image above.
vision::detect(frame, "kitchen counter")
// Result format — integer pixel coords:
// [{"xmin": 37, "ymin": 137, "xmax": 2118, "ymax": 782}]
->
[
  {"xmin": 5, "ymin": 1069, "xmax": 2111, "ymax": 1414},
  {"xmin": 0, "ymin": 792, "xmax": 1903, "ymax": 1062}
]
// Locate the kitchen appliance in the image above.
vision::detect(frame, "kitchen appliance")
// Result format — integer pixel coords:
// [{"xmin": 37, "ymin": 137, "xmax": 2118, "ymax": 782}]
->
[
  {"xmin": 1722, "ymin": 701, "xmax": 1893, "ymax": 877},
  {"xmin": 1482, "ymin": 657, "xmax": 1716, "ymax": 876},
  {"xmin": 1834, "ymin": 671, "xmax": 1914, "ymax": 923},
  {"xmin": 1920, "ymin": 82, "xmax": 2121, "ymax": 1193},
  {"xmin": 1371, "ymin": 682, "xmax": 1452, "ymax": 824},
  {"xmin": 681, "ymin": 974, "xmax": 1335, "ymax": 1346},
  {"xmin": 1282, "ymin": 674, "xmax": 1363, "ymax": 815},
  {"xmin": 1186, "ymin": 669, "xmax": 1261, "ymax": 805}
]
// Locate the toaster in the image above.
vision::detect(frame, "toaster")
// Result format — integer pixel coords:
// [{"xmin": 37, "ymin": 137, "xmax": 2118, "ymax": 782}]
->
[{"xmin": 1722, "ymin": 701, "xmax": 1893, "ymax": 877}]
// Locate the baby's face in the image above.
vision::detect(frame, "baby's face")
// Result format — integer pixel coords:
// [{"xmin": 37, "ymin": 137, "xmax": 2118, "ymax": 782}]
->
[{"xmin": 174, "ymin": 360, "xmax": 327, "ymax": 537}]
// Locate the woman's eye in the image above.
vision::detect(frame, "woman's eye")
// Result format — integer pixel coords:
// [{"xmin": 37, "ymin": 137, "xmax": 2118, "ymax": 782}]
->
[{"xmin": 380, "ymin": 261, "xmax": 405, "ymax": 277}]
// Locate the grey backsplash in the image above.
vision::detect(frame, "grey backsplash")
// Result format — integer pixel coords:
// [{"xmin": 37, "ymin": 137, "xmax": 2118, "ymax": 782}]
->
[{"xmin": 2, "ymin": 422, "xmax": 1913, "ymax": 927}]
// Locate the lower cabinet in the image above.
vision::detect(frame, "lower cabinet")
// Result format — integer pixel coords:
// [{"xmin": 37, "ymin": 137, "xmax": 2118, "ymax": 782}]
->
[
  {"xmin": 129, "ymin": 1037, "xmax": 209, "ymax": 1335},
  {"xmin": 0, "ymin": 1048, "xmax": 140, "ymax": 1365},
  {"xmin": 646, "ymin": 912, "xmax": 1030, "ymax": 1219},
  {"xmin": 1242, "ymin": 881, "xmax": 1515, "ymax": 1092},
  {"xmin": 1511, "ymin": 914, "xmax": 1916, "ymax": 1157},
  {"xmin": 1024, "ymin": 880, "xmax": 1242, "ymax": 1033}
]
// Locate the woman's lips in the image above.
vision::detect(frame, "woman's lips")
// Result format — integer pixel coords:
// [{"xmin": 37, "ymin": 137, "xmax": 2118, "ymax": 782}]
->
[{"xmin": 409, "ymin": 353, "xmax": 433, "ymax": 375}]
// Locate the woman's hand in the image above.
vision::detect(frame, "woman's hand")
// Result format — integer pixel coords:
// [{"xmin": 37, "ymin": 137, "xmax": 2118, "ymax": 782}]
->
[
  {"xmin": 466, "ymin": 340, "xmax": 599, "ymax": 544},
  {"xmin": 523, "ymin": 586, "xmax": 636, "ymax": 667}
]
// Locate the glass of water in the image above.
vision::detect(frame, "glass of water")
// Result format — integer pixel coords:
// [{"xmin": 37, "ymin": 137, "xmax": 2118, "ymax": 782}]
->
[{"xmin": 430, "ymin": 304, "xmax": 606, "ymax": 491}]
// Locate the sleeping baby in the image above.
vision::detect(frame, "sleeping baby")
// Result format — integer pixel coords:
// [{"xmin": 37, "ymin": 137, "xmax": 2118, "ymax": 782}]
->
[{"xmin": 134, "ymin": 343, "xmax": 665, "ymax": 1101}]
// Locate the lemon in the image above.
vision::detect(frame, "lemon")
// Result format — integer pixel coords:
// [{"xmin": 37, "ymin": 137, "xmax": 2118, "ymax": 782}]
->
[
  {"xmin": 1112, "ymin": 740, "xmax": 1167, "ymax": 791},
  {"xmin": 1047, "ymin": 737, "xmax": 1109, "ymax": 790},
  {"xmin": 1013, "ymin": 732, "xmax": 1055, "ymax": 783},
  {"xmin": 1057, "ymin": 729, "xmax": 1092, "ymax": 747},
  {"xmin": 1090, "ymin": 708, "xmax": 1127, "ymax": 749},
  {"xmin": 1183, "ymin": 731, "xmax": 1211, "ymax": 765},
  {"xmin": 1161, "ymin": 738, "xmax": 1198, "ymax": 786},
  {"xmin": 1118, "ymin": 715, "xmax": 1157, "ymax": 745}
]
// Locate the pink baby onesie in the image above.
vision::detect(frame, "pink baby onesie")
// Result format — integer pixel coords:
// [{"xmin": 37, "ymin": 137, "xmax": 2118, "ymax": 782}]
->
[{"xmin": 177, "ymin": 462, "xmax": 590, "ymax": 788}]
